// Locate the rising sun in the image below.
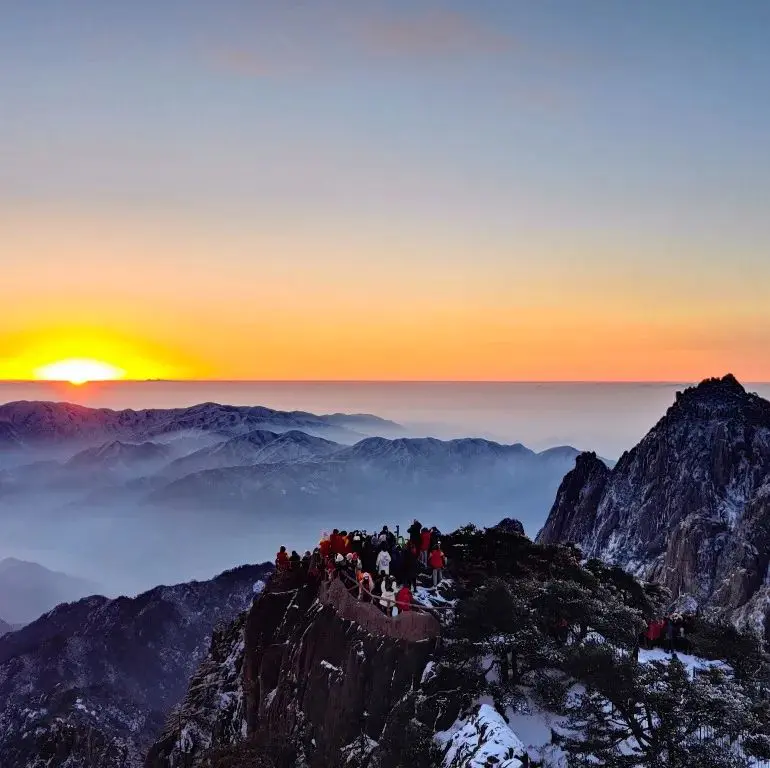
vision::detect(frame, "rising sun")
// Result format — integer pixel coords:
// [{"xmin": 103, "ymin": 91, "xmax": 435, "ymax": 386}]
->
[{"xmin": 34, "ymin": 358, "xmax": 127, "ymax": 386}]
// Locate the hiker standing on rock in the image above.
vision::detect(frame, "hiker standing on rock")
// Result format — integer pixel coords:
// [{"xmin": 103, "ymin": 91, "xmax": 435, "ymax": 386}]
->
[
  {"xmin": 420, "ymin": 528, "xmax": 432, "ymax": 567},
  {"xmin": 276, "ymin": 546, "xmax": 290, "ymax": 571},
  {"xmin": 429, "ymin": 544, "xmax": 446, "ymax": 587}
]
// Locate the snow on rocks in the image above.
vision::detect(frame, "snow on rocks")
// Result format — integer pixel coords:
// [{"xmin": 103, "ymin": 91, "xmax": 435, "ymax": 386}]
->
[
  {"xmin": 437, "ymin": 704, "xmax": 526, "ymax": 768},
  {"xmin": 637, "ymin": 648, "xmax": 731, "ymax": 675}
]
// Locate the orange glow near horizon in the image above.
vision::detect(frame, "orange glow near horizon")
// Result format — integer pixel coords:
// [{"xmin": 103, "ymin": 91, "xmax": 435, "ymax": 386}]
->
[
  {"xmin": 34, "ymin": 359, "xmax": 126, "ymax": 386},
  {"xmin": 0, "ymin": 325, "xmax": 190, "ymax": 383},
  {"xmin": 1, "ymin": 211, "xmax": 770, "ymax": 383}
]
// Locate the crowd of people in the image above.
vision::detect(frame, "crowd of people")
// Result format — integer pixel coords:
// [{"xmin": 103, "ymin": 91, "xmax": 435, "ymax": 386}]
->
[
  {"xmin": 641, "ymin": 612, "xmax": 696, "ymax": 654},
  {"xmin": 275, "ymin": 520, "xmax": 447, "ymax": 616}
]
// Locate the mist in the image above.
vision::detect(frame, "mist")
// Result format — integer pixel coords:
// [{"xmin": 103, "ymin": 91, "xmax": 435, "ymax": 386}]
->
[{"xmin": 6, "ymin": 380, "xmax": 759, "ymax": 604}]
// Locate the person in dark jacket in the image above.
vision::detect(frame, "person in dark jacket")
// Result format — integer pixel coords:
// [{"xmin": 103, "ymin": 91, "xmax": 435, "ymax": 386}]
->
[
  {"xmin": 289, "ymin": 550, "xmax": 301, "ymax": 570},
  {"xmin": 408, "ymin": 519, "xmax": 423, "ymax": 548},
  {"xmin": 403, "ymin": 543, "xmax": 418, "ymax": 591},
  {"xmin": 362, "ymin": 537, "xmax": 377, "ymax": 575},
  {"xmin": 390, "ymin": 544, "xmax": 404, "ymax": 583},
  {"xmin": 664, "ymin": 617, "xmax": 675, "ymax": 653}
]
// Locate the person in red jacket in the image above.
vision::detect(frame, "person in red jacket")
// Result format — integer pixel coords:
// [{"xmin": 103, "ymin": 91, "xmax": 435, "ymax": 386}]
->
[
  {"xmin": 319, "ymin": 536, "xmax": 331, "ymax": 560},
  {"xmin": 395, "ymin": 585, "xmax": 413, "ymax": 614},
  {"xmin": 420, "ymin": 528, "xmax": 431, "ymax": 567},
  {"xmin": 429, "ymin": 546, "xmax": 445, "ymax": 586},
  {"xmin": 275, "ymin": 546, "xmax": 290, "ymax": 571}
]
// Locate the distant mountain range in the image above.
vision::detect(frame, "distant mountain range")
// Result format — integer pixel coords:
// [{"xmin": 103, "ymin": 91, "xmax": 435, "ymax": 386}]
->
[
  {"xmin": 0, "ymin": 563, "xmax": 272, "ymax": 767},
  {"xmin": 0, "ymin": 558, "xmax": 102, "ymax": 625},
  {"xmin": 538, "ymin": 374, "xmax": 770, "ymax": 635},
  {"xmin": 160, "ymin": 429, "xmax": 340, "ymax": 482},
  {"xmin": 0, "ymin": 401, "xmax": 586, "ymax": 541},
  {"xmin": 0, "ymin": 401, "xmax": 402, "ymax": 456}
]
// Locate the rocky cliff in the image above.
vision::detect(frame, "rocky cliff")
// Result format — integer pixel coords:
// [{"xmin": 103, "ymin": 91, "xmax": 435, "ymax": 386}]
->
[
  {"xmin": 0, "ymin": 563, "xmax": 272, "ymax": 767},
  {"xmin": 146, "ymin": 570, "xmax": 455, "ymax": 768},
  {"xmin": 537, "ymin": 374, "xmax": 770, "ymax": 634}
]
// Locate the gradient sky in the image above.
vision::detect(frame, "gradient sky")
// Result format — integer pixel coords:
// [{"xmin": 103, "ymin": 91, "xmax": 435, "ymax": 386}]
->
[{"xmin": 2, "ymin": 1, "xmax": 769, "ymax": 381}]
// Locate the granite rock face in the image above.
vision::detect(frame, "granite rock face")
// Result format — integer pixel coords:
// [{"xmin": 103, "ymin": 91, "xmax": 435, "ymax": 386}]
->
[
  {"xmin": 146, "ymin": 572, "xmax": 442, "ymax": 768},
  {"xmin": 537, "ymin": 375, "xmax": 770, "ymax": 635}
]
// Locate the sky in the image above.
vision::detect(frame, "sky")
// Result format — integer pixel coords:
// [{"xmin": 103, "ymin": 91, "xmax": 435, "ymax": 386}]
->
[{"xmin": 1, "ymin": 0, "xmax": 769, "ymax": 381}]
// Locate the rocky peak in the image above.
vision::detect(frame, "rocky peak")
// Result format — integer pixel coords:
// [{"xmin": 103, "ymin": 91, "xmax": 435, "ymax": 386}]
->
[
  {"xmin": 667, "ymin": 373, "xmax": 770, "ymax": 425},
  {"xmin": 537, "ymin": 375, "xmax": 770, "ymax": 636},
  {"xmin": 537, "ymin": 452, "xmax": 610, "ymax": 546}
]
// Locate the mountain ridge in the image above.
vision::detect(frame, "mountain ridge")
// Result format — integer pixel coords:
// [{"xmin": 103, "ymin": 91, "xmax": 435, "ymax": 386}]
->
[
  {"xmin": 0, "ymin": 562, "xmax": 273, "ymax": 767},
  {"xmin": 537, "ymin": 374, "xmax": 770, "ymax": 634},
  {"xmin": 0, "ymin": 558, "xmax": 102, "ymax": 625}
]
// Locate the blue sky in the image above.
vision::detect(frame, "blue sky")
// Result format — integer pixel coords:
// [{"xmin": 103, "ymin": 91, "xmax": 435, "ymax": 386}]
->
[{"xmin": 1, "ymin": 1, "xmax": 769, "ymax": 380}]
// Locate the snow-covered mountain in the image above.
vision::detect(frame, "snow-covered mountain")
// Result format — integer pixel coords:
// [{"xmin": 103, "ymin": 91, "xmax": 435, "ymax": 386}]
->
[
  {"xmin": 0, "ymin": 558, "xmax": 101, "ymax": 625},
  {"xmin": 0, "ymin": 400, "xmax": 395, "ymax": 455},
  {"xmin": 161, "ymin": 429, "xmax": 340, "ymax": 481},
  {"xmin": 0, "ymin": 398, "xmax": 588, "ymax": 591},
  {"xmin": 148, "ymin": 437, "xmax": 582, "ymax": 533},
  {"xmin": 66, "ymin": 440, "xmax": 172, "ymax": 478},
  {"xmin": 537, "ymin": 374, "xmax": 770, "ymax": 634},
  {"xmin": 0, "ymin": 563, "xmax": 272, "ymax": 768}
]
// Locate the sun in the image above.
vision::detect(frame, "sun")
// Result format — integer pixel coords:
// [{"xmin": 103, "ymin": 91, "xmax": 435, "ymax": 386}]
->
[{"xmin": 34, "ymin": 358, "xmax": 127, "ymax": 386}]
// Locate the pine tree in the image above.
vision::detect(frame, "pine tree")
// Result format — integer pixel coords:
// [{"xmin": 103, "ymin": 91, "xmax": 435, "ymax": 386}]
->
[{"xmin": 562, "ymin": 651, "xmax": 768, "ymax": 767}]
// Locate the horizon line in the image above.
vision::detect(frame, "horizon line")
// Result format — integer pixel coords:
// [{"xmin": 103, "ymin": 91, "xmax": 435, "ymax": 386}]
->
[{"xmin": 2, "ymin": 378, "xmax": 769, "ymax": 385}]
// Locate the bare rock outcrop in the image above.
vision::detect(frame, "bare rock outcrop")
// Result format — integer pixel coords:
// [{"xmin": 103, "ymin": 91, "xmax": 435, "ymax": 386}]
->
[{"xmin": 537, "ymin": 375, "xmax": 770, "ymax": 635}]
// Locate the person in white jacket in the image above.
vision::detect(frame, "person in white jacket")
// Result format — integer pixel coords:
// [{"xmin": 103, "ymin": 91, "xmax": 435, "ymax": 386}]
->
[
  {"xmin": 379, "ymin": 576, "xmax": 396, "ymax": 615},
  {"xmin": 375, "ymin": 548, "xmax": 391, "ymax": 576}
]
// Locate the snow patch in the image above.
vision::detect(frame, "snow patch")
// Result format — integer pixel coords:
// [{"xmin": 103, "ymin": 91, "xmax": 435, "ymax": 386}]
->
[
  {"xmin": 638, "ymin": 648, "xmax": 731, "ymax": 675},
  {"xmin": 438, "ymin": 703, "xmax": 525, "ymax": 768}
]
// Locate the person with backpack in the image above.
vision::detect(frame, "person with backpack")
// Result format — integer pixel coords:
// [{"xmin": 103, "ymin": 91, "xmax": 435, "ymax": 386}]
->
[
  {"xmin": 429, "ymin": 545, "xmax": 446, "ymax": 586},
  {"xmin": 289, "ymin": 550, "xmax": 301, "ymax": 570}
]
